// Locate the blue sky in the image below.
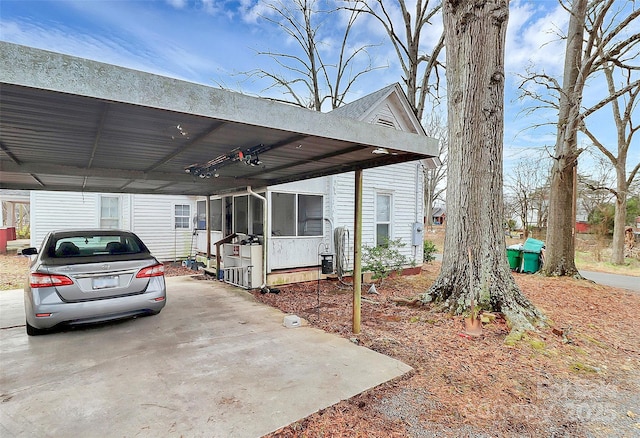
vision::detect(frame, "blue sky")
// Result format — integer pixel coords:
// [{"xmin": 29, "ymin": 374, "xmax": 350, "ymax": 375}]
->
[{"xmin": 1, "ymin": 0, "xmax": 638, "ymax": 180}]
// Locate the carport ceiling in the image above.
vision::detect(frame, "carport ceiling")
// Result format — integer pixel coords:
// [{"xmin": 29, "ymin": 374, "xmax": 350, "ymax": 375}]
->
[{"xmin": 0, "ymin": 43, "xmax": 438, "ymax": 196}]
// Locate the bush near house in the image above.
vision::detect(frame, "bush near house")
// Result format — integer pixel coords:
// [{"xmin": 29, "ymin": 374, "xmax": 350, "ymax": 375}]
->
[
  {"xmin": 362, "ymin": 238, "xmax": 409, "ymax": 283},
  {"xmin": 423, "ymin": 240, "xmax": 437, "ymax": 262}
]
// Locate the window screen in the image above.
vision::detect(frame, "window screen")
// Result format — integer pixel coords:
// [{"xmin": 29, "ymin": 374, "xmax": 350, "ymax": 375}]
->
[
  {"xmin": 234, "ymin": 195, "xmax": 248, "ymax": 234},
  {"xmin": 196, "ymin": 201, "xmax": 206, "ymax": 230},
  {"xmin": 210, "ymin": 198, "xmax": 222, "ymax": 231},
  {"xmin": 250, "ymin": 194, "xmax": 264, "ymax": 236},
  {"xmin": 271, "ymin": 193, "xmax": 296, "ymax": 236},
  {"xmin": 298, "ymin": 195, "xmax": 323, "ymax": 236}
]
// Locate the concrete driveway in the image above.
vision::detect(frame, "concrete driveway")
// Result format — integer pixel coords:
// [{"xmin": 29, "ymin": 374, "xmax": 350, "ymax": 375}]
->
[{"xmin": 0, "ymin": 276, "xmax": 411, "ymax": 437}]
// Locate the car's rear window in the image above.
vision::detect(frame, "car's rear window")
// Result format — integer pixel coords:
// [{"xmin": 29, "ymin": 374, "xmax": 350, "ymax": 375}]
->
[{"xmin": 47, "ymin": 233, "xmax": 148, "ymax": 258}]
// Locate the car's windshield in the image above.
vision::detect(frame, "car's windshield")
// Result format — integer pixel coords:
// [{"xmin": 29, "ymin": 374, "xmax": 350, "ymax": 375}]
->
[{"xmin": 47, "ymin": 233, "xmax": 147, "ymax": 258}]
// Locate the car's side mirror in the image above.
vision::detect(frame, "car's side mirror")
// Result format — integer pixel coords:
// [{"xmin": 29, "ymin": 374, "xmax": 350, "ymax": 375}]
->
[{"xmin": 20, "ymin": 247, "xmax": 38, "ymax": 256}]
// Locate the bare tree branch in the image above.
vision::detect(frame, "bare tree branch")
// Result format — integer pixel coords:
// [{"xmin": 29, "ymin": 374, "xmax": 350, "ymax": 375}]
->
[
  {"xmin": 347, "ymin": 0, "xmax": 445, "ymax": 119},
  {"xmin": 240, "ymin": 0, "xmax": 385, "ymax": 111}
]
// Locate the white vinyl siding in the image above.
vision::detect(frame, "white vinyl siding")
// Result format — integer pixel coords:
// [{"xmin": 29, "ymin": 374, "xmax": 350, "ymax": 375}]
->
[
  {"xmin": 30, "ymin": 191, "xmax": 98, "ymax": 248},
  {"xmin": 30, "ymin": 191, "xmax": 132, "ymax": 249},
  {"xmin": 30, "ymin": 192, "xmax": 195, "ymax": 262},
  {"xmin": 132, "ymin": 195, "xmax": 196, "ymax": 261},
  {"xmin": 333, "ymin": 161, "xmax": 423, "ymax": 265}
]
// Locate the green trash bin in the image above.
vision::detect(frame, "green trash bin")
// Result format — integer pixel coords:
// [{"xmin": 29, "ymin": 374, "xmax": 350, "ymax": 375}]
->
[
  {"xmin": 523, "ymin": 238, "xmax": 544, "ymax": 252},
  {"xmin": 506, "ymin": 248, "xmax": 522, "ymax": 271},
  {"xmin": 522, "ymin": 250, "xmax": 541, "ymax": 273}
]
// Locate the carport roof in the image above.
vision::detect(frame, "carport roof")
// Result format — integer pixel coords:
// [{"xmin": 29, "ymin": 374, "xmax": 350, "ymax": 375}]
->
[{"xmin": 0, "ymin": 42, "xmax": 438, "ymax": 196}]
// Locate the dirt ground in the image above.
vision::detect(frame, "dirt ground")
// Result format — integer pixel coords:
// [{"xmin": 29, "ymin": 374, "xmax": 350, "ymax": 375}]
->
[
  {"xmin": 3, "ymin": 248, "xmax": 639, "ymax": 437},
  {"xmin": 251, "ymin": 265, "xmax": 640, "ymax": 437},
  {"xmin": 0, "ymin": 254, "xmax": 195, "ymax": 290}
]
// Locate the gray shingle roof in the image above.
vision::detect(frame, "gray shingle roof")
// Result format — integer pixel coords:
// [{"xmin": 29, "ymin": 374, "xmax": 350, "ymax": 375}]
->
[{"xmin": 329, "ymin": 83, "xmax": 400, "ymax": 121}]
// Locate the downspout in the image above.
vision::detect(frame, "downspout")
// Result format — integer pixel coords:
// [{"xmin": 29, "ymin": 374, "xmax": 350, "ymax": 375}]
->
[
  {"xmin": 414, "ymin": 163, "xmax": 421, "ymax": 261},
  {"xmin": 353, "ymin": 169, "xmax": 363, "ymax": 334},
  {"xmin": 324, "ymin": 175, "xmax": 334, "ymax": 253},
  {"xmin": 206, "ymin": 195, "xmax": 211, "ymax": 263},
  {"xmin": 129, "ymin": 194, "xmax": 134, "ymax": 232},
  {"xmin": 247, "ymin": 186, "xmax": 268, "ymax": 290}
]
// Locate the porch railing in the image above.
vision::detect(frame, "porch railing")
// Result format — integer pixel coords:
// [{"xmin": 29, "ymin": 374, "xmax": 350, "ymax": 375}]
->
[{"xmin": 222, "ymin": 265, "xmax": 253, "ymax": 289}]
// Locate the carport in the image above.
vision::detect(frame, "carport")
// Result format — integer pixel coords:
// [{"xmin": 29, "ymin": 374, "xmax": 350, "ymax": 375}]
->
[
  {"xmin": 0, "ymin": 42, "xmax": 435, "ymax": 194},
  {"xmin": 0, "ymin": 42, "xmax": 438, "ymax": 333},
  {"xmin": 0, "ymin": 42, "xmax": 436, "ymax": 436}
]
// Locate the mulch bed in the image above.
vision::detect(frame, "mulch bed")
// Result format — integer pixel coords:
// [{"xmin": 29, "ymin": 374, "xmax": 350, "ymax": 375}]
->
[{"xmin": 251, "ymin": 263, "xmax": 640, "ymax": 437}]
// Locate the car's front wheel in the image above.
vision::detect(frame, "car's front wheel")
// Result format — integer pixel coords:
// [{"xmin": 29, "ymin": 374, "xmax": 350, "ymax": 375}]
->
[{"xmin": 26, "ymin": 321, "xmax": 48, "ymax": 336}]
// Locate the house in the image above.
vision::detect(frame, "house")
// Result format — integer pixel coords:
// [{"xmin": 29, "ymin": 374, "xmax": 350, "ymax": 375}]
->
[
  {"xmin": 19, "ymin": 84, "xmax": 433, "ymax": 288},
  {"xmin": 431, "ymin": 207, "xmax": 446, "ymax": 225},
  {"xmin": 193, "ymin": 83, "xmax": 431, "ymax": 286},
  {"xmin": 575, "ymin": 221, "xmax": 591, "ymax": 233},
  {"xmin": 27, "ymin": 191, "xmax": 197, "ymax": 262}
]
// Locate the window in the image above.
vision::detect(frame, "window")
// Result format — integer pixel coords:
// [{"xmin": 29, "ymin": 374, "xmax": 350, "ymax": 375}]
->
[
  {"xmin": 298, "ymin": 195, "xmax": 323, "ymax": 236},
  {"xmin": 271, "ymin": 193, "xmax": 296, "ymax": 236},
  {"xmin": 48, "ymin": 231, "xmax": 146, "ymax": 258},
  {"xmin": 250, "ymin": 194, "xmax": 264, "ymax": 236},
  {"xmin": 376, "ymin": 193, "xmax": 391, "ymax": 246},
  {"xmin": 174, "ymin": 204, "xmax": 191, "ymax": 229},
  {"xmin": 234, "ymin": 195, "xmax": 249, "ymax": 235},
  {"xmin": 210, "ymin": 198, "xmax": 222, "ymax": 231},
  {"xmin": 271, "ymin": 192, "xmax": 323, "ymax": 237},
  {"xmin": 196, "ymin": 200, "xmax": 206, "ymax": 230},
  {"xmin": 100, "ymin": 196, "xmax": 120, "ymax": 229},
  {"xmin": 224, "ymin": 197, "xmax": 233, "ymax": 235}
]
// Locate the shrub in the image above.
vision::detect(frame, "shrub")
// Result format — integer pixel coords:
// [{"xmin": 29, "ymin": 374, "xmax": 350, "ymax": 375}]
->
[
  {"xmin": 362, "ymin": 238, "xmax": 408, "ymax": 283},
  {"xmin": 423, "ymin": 239, "xmax": 437, "ymax": 262}
]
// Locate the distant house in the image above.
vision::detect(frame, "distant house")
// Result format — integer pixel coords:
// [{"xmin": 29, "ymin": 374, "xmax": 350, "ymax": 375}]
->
[
  {"xmin": 575, "ymin": 206, "xmax": 591, "ymax": 233},
  {"xmin": 0, "ymin": 189, "xmax": 29, "ymax": 232},
  {"xmin": 0, "ymin": 189, "xmax": 30, "ymax": 253},
  {"xmin": 431, "ymin": 207, "xmax": 446, "ymax": 225},
  {"xmin": 575, "ymin": 221, "xmax": 591, "ymax": 233}
]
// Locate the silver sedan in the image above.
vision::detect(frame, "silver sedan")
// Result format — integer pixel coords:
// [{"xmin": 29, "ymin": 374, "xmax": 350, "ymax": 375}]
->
[{"xmin": 22, "ymin": 230, "xmax": 166, "ymax": 336}]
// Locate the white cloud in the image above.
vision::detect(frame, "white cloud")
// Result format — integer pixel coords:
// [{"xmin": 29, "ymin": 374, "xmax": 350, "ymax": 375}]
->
[{"xmin": 506, "ymin": 1, "xmax": 568, "ymax": 78}]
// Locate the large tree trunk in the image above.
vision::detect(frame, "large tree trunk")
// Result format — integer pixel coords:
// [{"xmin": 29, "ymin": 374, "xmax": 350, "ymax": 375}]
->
[
  {"xmin": 611, "ymin": 168, "xmax": 628, "ymax": 264},
  {"xmin": 424, "ymin": 175, "xmax": 434, "ymax": 229},
  {"xmin": 541, "ymin": 0, "xmax": 587, "ymax": 277},
  {"xmin": 544, "ymin": 159, "xmax": 579, "ymax": 275},
  {"xmin": 421, "ymin": 0, "xmax": 544, "ymax": 333}
]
